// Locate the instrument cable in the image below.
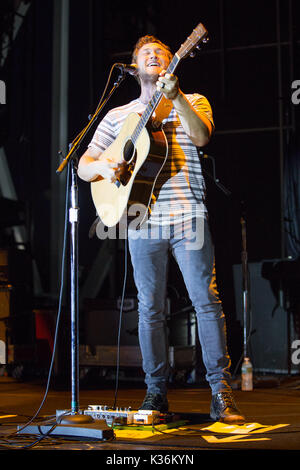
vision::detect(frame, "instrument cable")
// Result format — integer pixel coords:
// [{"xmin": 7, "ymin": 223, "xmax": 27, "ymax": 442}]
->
[
  {"xmin": 0, "ymin": 164, "xmax": 70, "ymax": 449},
  {"xmin": 113, "ymin": 232, "xmax": 129, "ymax": 410},
  {"xmin": 22, "ymin": 163, "xmax": 70, "ymax": 430},
  {"xmin": 2, "ymin": 64, "xmax": 126, "ymax": 448}
]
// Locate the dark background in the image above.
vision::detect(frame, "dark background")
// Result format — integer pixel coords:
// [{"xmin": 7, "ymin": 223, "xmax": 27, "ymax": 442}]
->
[{"xmin": 0, "ymin": 0, "xmax": 299, "ymax": 379}]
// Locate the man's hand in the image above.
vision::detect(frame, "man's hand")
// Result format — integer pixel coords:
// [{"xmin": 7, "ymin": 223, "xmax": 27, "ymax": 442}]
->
[
  {"xmin": 93, "ymin": 160, "xmax": 120, "ymax": 182},
  {"xmin": 156, "ymin": 70, "xmax": 212, "ymax": 147},
  {"xmin": 77, "ymin": 154, "xmax": 122, "ymax": 183},
  {"xmin": 156, "ymin": 70, "xmax": 179, "ymax": 101}
]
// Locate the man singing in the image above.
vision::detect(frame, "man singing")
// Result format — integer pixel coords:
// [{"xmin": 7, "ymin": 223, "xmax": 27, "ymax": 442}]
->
[{"xmin": 78, "ymin": 35, "xmax": 245, "ymax": 424}]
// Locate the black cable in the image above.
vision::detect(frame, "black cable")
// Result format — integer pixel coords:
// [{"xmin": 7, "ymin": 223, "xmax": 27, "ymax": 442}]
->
[
  {"xmin": 0, "ymin": 63, "xmax": 134, "ymax": 450},
  {"xmin": 0, "ymin": 165, "xmax": 70, "ymax": 448},
  {"xmin": 14, "ymin": 421, "xmax": 62, "ymax": 450},
  {"xmin": 113, "ymin": 234, "xmax": 129, "ymax": 409},
  {"xmin": 12, "ymin": 164, "xmax": 70, "ymax": 438},
  {"xmin": 0, "ymin": 166, "xmax": 70, "ymax": 450},
  {"xmin": 0, "ymin": 211, "xmax": 70, "ymax": 447},
  {"xmin": 3, "ymin": 63, "xmax": 126, "ymax": 447}
]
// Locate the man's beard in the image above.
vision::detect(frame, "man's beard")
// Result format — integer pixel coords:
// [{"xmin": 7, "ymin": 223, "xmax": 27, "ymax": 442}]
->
[{"xmin": 138, "ymin": 70, "xmax": 159, "ymax": 85}]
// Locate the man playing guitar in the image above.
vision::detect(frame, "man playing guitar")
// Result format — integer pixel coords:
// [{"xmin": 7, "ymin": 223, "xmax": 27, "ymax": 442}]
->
[{"xmin": 78, "ymin": 33, "xmax": 245, "ymax": 424}]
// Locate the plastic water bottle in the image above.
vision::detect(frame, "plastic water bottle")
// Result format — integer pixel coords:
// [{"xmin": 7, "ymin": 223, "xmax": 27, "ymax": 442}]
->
[{"xmin": 241, "ymin": 357, "xmax": 253, "ymax": 391}]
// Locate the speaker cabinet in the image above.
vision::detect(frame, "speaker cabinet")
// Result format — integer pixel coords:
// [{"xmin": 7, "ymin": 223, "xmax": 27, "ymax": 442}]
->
[
  {"xmin": 82, "ymin": 298, "xmax": 139, "ymax": 347},
  {"xmin": 80, "ymin": 298, "xmax": 196, "ymax": 373}
]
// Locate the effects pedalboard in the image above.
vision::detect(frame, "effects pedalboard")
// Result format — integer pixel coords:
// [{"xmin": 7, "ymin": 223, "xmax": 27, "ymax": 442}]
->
[
  {"xmin": 56, "ymin": 405, "xmax": 165, "ymax": 426},
  {"xmin": 84, "ymin": 405, "xmax": 161, "ymax": 425}
]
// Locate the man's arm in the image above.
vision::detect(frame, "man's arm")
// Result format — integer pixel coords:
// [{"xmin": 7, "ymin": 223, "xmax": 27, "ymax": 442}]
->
[
  {"xmin": 172, "ymin": 90, "xmax": 212, "ymax": 146},
  {"xmin": 77, "ymin": 147, "xmax": 117, "ymax": 182},
  {"xmin": 157, "ymin": 72, "xmax": 212, "ymax": 147}
]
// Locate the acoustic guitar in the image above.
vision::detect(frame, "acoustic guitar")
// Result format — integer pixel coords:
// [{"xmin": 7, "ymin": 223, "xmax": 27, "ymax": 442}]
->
[{"xmin": 91, "ymin": 23, "xmax": 209, "ymax": 228}]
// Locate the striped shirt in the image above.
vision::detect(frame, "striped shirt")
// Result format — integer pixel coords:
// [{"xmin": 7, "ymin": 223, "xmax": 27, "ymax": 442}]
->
[{"xmin": 88, "ymin": 94, "xmax": 214, "ymax": 225}]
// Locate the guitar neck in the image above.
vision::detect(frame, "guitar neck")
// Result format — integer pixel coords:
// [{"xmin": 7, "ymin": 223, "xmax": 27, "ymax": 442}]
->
[{"xmin": 131, "ymin": 53, "xmax": 180, "ymax": 144}]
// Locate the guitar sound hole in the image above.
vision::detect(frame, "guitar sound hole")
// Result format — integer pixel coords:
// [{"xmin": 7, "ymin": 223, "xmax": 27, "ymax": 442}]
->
[{"xmin": 123, "ymin": 139, "xmax": 135, "ymax": 163}]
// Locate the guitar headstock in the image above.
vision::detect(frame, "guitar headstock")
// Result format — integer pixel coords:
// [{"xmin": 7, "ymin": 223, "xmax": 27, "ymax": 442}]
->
[{"xmin": 176, "ymin": 23, "xmax": 209, "ymax": 60}]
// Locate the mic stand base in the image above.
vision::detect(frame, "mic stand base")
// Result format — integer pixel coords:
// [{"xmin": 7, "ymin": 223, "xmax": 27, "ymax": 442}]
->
[
  {"xmin": 17, "ymin": 413, "xmax": 114, "ymax": 441},
  {"xmin": 17, "ymin": 423, "xmax": 114, "ymax": 441},
  {"xmin": 59, "ymin": 412, "xmax": 94, "ymax": 425}
]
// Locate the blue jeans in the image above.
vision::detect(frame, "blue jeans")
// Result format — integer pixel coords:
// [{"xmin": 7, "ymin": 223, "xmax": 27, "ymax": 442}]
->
[{"xmin": 128, "ymin": 217, "xmax": 232, "ymax": 396}]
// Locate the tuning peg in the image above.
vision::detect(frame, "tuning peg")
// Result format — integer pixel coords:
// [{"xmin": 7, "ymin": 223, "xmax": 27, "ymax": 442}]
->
[
  {"xmin": 190, "ymin": 51, "xmax": 196, "ymax": 58},
  {"xmin": 202, "ymin": 37, "xmax": 209, "ymax": 43}
]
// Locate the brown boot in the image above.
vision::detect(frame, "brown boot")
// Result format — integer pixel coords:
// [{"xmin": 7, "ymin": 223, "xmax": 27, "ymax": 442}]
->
[{"xmin": 210, "ymin": 392, "xmax": 245, "ymax": 424}]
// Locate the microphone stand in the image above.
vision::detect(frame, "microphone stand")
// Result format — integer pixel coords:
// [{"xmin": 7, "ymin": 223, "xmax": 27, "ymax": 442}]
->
[
  {"xmin": 199, "ymin": 151, "xmax": 232, "ymax": 197},
  {"xmin": 200, "ymin": 151, "xmax": 252, "ymax": 380},
  {"xmin": 57, "ymin": 154, "xmax": 88, "ymax": 425},
  {"xmin": 52, "ymin": 69, "xmax": 126, "ymax": 435},
  {"xmin": 241, "ymin": 213, "xmax": 250, "ymax": 361}
]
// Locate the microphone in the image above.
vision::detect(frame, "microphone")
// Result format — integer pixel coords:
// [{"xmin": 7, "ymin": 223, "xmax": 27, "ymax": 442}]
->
[{"xmin": 115, "ymin": 63, "xmax": 138, "ymax": 75}]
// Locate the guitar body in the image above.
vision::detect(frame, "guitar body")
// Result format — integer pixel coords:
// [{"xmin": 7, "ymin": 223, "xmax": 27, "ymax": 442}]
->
[{"xmin": 91, "ymin": 112, "xmax": 168, "ymax": 227}]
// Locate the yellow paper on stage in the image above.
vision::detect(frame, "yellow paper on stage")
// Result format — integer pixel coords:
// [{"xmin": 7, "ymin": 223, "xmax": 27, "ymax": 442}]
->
[
  {"xmin": 201, "ymin": 422, "xmax": 289, "ymax": 434},
  {"xmin": 113, "ymin": 425, "xmax": 179, "ymax": 440}
]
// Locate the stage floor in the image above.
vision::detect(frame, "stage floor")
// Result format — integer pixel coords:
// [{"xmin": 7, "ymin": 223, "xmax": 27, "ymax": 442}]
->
[{"xmin": 0, "ymin": 375, "xmax": 300, "ymax": 456}]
